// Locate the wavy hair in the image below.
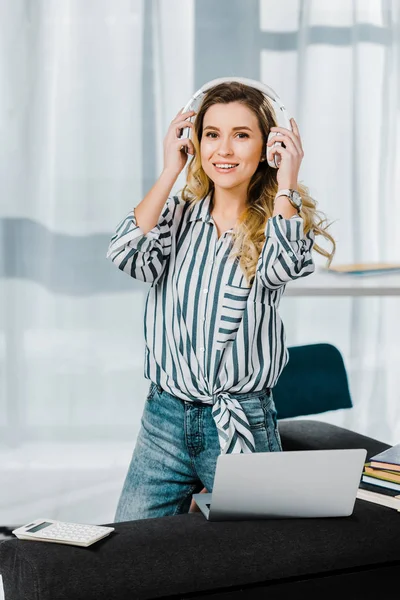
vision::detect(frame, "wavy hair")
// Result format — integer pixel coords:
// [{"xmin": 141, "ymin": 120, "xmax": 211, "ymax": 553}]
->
[{"xmin": 180, "ymin": 82, "xmax": 336, "ymax": 286}]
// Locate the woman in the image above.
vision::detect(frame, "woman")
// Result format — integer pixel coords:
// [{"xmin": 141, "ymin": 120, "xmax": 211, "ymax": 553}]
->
[{"xmin": 107, "ymin": 81, "xmax": 335, "ymax": 521}]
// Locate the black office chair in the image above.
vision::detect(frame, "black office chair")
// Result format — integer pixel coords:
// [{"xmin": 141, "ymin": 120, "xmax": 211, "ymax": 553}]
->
[{"xmin": 273, "ymin": 343, "xmax": 352, "ymax": 419}]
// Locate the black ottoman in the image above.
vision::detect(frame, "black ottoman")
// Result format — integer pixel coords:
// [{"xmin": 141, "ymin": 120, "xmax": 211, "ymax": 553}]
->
[{"xmin": 1, "ymin": 420, "xmax": 399, "ymax": 600}]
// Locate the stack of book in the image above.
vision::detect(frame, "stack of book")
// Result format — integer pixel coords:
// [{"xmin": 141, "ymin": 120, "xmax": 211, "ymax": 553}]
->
[
  {"xmin": 323, "ymin": 262, "xmax": 400, "ymax": 276},
  {"xmin": 357, "ymin": 444, "xmax": 400, "ymax": 511}
]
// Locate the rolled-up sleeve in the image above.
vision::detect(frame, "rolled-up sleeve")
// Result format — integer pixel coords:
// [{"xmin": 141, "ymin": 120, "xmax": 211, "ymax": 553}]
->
[
  {"xmin": 106, "ymin": 195, "xmax": 178, "ymax": 284},
  {"xmin": 257, "ymin": 214, "xmax": 315, "ymax": 289}
]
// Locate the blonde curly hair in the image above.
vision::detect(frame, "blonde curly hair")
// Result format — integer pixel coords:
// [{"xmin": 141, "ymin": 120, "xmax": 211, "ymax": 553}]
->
[{"xmin": 179, "ymin": 81, "xmax": 335, "ymax": 286}]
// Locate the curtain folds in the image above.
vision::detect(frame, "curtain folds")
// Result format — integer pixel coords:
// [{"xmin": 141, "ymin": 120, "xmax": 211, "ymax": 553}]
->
[{"xmin": 1, "ymin": 0, "xmax": 398, "ymax": 523}]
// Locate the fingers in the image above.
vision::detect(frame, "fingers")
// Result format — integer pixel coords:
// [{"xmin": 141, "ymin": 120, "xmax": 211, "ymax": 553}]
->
[
  {"xmin": 268, "ymin": 132, "xmax": 303, "ymax": 157},
  {"xmin": 170, "ymin": 111, "xmax": 196, "ymax": 142},
  {"xmin": 267, "ymin": 143, "xmax": 289, "ymax": 164},
  {"xmin": 177, "ymin": 136, "xmax": 195, "ymax": 155},
  {"xmin": 267, "ymin": 142, "xmax": 303, "ymax": 168},
  {"xmin": 270, "ymin": 118, "xmax": 303, "ymax": 153},
  {"xmin": 189, "ymin": 498, "xmax": 201, "ymax": 513},
  {"xmin": 173, "ymin": 107, "xmax": 189, "ymax": 119},
  {"xmin": 267, "ymin": 134, "xmax": 297, "ymax": 155},
  {"xmin": 189, "ymin": 487, "xmax": 207, "ymax": 512},
  {"xmin": 174, "ymin": 119, "xmax": 194, "ymax": 138},
  {"xmin": 290, "ymin": 117, "xmax": 300, "ymax": 137},
  {"xmin": 173, "ymin": 118, "xmax": 194, "ymax": 128},
  {"xmin": 172, "ymin": 109, "xmax": 196, "ymax": 124},
  {"xmin": 174, "ymin": 121, "xmax": 195, "ymax": 153},
  {"xmin": 268, "ymin": 131, "xmax": 301, "ymax": 155}
]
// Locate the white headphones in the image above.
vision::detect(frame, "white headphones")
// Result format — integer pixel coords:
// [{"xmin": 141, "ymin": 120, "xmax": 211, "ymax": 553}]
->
[{"xmin": 179, "ymin": 76, "xmax": 293, "ymax": 169}]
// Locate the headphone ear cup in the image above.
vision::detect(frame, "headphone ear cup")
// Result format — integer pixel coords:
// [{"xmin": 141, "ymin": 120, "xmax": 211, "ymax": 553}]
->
[
  {"xmin": 179, "ymin": 115, "xmax": 194, "ymax": 142},
  {"xmin": 266, "ymin": 133, "xmax": 281, "ymax": 169}
]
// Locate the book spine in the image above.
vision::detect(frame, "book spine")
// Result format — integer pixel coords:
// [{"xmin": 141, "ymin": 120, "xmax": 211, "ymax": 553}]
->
[
  {"xmin": 359, "ymin": 481, "xmax": 400, "ymax": 497},
  {"xmin": 362, "ymin": 475, "xmax": 400, "ymax": 492},
  {"xmin": 370, "ymin": 461, "xmax": 400, "ymax": 472},
  {"xmin": 364, "ymin": 467, "xmax": 400, "ymax": 484}
]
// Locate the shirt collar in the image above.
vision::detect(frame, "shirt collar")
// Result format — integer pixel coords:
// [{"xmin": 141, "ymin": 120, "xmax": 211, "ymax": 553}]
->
[
  {"xmin": 187, "ymin": 190, "xmax": 237, "ymax": 237},
  {"xmin": 188, "ymin": 191, "xmax": 214, "ymax": 224}
]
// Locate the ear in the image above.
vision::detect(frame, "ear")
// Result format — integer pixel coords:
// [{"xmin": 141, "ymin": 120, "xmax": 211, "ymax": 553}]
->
[{"xmin": 259, "ymin": 145, "xmax": 268, "ymax": 162}]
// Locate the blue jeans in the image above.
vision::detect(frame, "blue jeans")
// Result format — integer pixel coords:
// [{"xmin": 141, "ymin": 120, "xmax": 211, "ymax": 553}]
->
[{"xmin": 114, "ymin": 383, "xmax": 282, "ymax": 522}]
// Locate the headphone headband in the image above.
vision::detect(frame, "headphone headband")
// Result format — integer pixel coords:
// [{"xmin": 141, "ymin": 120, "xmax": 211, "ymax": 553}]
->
[{"xmin": 183, "ymin": 77, "xmax": 288, "ymax": 118}]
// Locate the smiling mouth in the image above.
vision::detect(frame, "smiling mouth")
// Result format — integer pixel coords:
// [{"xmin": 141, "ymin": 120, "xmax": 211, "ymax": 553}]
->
[{"xmin": 212, "ymin": 163, "xmax": 239, "ymax": 171}]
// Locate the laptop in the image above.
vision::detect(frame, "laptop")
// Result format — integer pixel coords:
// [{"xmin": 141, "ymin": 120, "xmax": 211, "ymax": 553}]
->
[{"xmin": 192, "ymin": 448, "xmax": 367, "ymax": 521}]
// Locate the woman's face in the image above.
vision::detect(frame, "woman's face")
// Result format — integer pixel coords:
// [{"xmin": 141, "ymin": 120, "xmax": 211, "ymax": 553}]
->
[{"xmin": 200, "ymin": 101, "xmax": 265, "ymax": 192}]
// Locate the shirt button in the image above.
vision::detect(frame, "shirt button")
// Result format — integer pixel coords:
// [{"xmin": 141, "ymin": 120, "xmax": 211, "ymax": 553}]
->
[
  {"xmin": 288, "ymin": 251, "xmax": 294, "ymax": 257},
  {"xmin": 199, "ymin": 347, "xmax": 205, "ymax": 352},
  {"xmin": 203, "ymin": 288, "xmax": 208, "ymax": 294}
]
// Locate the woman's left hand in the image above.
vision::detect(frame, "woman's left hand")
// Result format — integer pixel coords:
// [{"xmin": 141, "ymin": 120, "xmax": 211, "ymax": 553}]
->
[
  {"xmin": 267, "ymin": 118, "xmax": 304, "ymax": 189},
  {"xmin": 189, "ymin": 486, "xmax": 208, "ymax": 513}
]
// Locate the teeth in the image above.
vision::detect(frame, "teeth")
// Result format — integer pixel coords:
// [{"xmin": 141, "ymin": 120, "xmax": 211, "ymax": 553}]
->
[{"xmin": 214, "ymin": 164, "xmax": 238, "ymax": 169}]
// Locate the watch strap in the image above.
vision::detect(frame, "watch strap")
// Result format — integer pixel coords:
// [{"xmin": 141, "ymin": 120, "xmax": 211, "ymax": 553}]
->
[
  {"xmin": 274, "ymin": 189, "xmax": 302, "ymax": 213},
  {"xmin": 275, "ymin": 189, "xmax": 293, "ymax": 200}
]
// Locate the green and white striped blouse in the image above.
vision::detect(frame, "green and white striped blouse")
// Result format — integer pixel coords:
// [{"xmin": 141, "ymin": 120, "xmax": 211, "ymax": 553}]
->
[{"xmin": 107, "ymin": 192, "xmax": 315, "ymax": 454}]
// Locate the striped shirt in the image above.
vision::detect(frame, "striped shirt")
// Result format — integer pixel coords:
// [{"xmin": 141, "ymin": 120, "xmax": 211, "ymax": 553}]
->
[{"xmin": 107, "ymin": 191, "xmax": 315, "ymax": 454}]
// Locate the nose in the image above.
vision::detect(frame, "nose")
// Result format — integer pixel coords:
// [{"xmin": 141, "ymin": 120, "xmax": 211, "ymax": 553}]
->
[
  {"xmin": 216, "ymin": 137, "xmax": 233, "ymax": 157},
  {"xmin": 217, "ymin": 145, "xmax": 233, "ymax": 157}
]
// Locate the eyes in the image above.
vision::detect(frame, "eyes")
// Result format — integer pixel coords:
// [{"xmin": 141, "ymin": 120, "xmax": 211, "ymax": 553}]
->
[{"xmin": 205, "ymin": 132, "xmax": 249, "ymax": 139}]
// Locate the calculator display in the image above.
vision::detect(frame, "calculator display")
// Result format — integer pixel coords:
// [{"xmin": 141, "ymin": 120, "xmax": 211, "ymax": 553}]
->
[{"xmin": 26, "ymin": 521, "xmax": 53, "ymax": 533}]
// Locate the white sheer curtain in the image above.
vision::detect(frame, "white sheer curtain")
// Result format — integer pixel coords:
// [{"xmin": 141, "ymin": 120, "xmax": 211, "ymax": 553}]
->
[
  {"xmin": 1, "ymin": 0, "xmax": 399, "ymax": 525},
  {"xmin": 270, "ymin": 0, "xmax": 400, "ymax": 443}
]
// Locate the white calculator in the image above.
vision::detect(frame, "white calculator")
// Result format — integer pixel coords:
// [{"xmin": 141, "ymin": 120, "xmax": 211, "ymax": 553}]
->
[{"xmin": 12, "ymin": 518, "xmax": 115, "ymax": 547}]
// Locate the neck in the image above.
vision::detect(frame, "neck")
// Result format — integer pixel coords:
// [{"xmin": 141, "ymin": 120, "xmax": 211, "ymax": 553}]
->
[{"xmin": 210, "ymin": 185, "xmax": 248, "ymax": 219}]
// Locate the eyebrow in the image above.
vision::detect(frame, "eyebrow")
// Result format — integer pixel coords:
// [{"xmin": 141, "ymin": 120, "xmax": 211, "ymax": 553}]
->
[{"xmin": 203, "ymin": 125, "xmax": 253, "ymax": 132}]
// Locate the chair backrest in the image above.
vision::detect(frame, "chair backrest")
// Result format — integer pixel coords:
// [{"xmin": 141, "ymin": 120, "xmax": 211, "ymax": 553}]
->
[{"xmin": 273, "ymin": 343, "xmax": 352, "ymax": 419}]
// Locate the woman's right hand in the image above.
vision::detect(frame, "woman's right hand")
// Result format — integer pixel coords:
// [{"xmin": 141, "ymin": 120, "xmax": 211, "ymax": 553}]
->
[{"xmin": 163, "ymin": 108, "xmax": 196, "ymax": 177}]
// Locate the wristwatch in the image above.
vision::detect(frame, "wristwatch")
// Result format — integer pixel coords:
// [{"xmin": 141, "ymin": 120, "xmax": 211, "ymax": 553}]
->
[{"xmin": 274, "ymin": 189, "xmax": 302, "ymax": 213}]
